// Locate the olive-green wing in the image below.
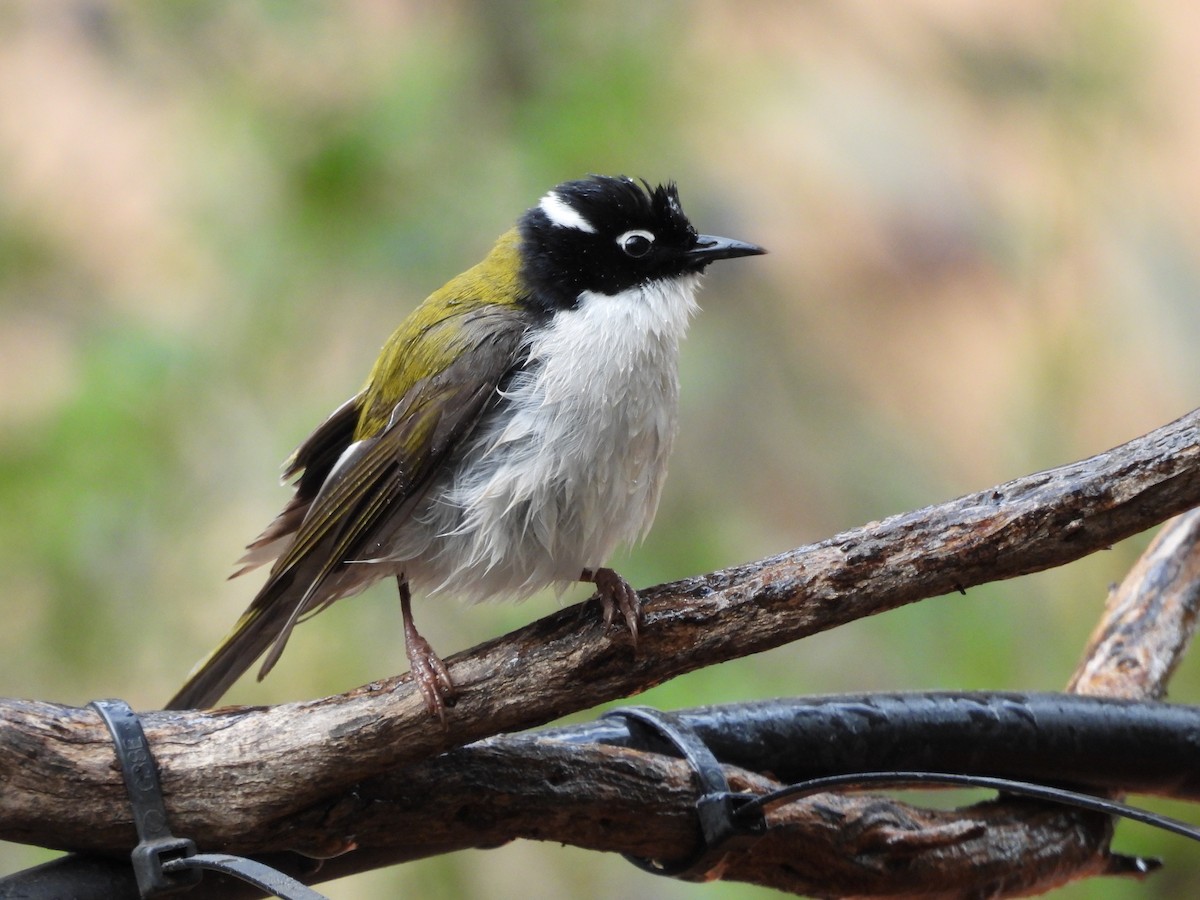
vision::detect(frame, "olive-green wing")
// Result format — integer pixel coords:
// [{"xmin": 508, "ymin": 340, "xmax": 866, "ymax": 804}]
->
[{"xmin": 165, "ymin": 305, "xmax": 531, "ymax": 709}]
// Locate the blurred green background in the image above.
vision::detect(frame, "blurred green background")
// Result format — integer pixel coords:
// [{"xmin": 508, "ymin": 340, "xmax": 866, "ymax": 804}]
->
[{"xmin": 1, "ymin": 1, "xmax": 1198, "ymax": 897}]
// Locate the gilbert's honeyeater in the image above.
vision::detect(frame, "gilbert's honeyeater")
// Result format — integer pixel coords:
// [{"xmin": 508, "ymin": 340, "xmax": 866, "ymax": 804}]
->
[{"xmin": 166, "ymin": 175, "xmax": 764, "ymax": 718}]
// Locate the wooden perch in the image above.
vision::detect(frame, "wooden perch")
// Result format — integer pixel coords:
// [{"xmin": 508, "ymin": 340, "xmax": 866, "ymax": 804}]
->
[
  {"xmin": 1, "ymin": 408, "xmax": 1199, "ymax": 897},
  {"xmin": 188, "ymin": 506, "xmax": 1200, "ymax": 899}
]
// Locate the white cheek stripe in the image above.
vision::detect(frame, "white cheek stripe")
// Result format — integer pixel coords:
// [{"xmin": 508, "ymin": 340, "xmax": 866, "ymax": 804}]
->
[{"xmin": 539, "ymin": 192, "xmax": 596, "ymax": 233}]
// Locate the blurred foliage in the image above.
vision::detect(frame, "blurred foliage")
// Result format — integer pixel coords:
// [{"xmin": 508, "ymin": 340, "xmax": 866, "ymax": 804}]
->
[{"xmin": 1, "ymin": 1, "xmax": 1198, "ymax": 897}]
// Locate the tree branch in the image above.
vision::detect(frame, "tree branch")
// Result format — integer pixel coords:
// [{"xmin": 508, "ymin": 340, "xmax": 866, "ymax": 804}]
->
[
  {"xmin": 1069, "ymin": 507, "xmax": 1200, "ymax": 698},
  {"xmin": 1, "ymin": 409, "xmax": 1199, "ymax": 895}
]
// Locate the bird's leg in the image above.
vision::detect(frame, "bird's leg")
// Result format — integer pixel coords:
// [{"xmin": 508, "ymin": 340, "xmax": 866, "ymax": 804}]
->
[
  {"xmin": 580, "ymin": 567, "xmax": 641, "ymax": 645},
  {"xmin": 398, "ymin": 577, "xmax": 456, "ymax": 721}
]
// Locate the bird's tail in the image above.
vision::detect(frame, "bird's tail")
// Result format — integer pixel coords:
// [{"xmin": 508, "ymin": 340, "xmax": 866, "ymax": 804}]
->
[{"xmin": 164, "ymin": 585, "xmax": 300, "ymax": 710}]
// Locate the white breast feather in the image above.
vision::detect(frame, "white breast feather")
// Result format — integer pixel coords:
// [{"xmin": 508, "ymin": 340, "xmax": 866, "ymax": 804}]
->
[{"xmin": 381, "ymin": 274, "xmax": 700, "ymax": 603}]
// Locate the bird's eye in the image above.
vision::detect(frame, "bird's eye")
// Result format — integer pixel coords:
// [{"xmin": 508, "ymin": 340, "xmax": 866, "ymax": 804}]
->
[{"xmin": 617, "ymin": 230, "xmax": 655, "ymax": 258}]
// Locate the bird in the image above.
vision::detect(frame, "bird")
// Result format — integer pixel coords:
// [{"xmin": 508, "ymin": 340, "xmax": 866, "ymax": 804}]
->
[{"xmin": 165, "ymin": 174, "xmax": 764, "ymax": 718}]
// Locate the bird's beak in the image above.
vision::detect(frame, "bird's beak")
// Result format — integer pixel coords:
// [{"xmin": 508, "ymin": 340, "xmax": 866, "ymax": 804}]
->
[{"xmin": 686, "ymin": 234, "xmax": 767, "ymax": 266}]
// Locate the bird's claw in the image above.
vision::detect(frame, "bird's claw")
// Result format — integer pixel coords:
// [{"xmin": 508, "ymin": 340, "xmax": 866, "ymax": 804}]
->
[
  {"xmin": 583, "ymin": 566, "xmax": 642, "ymax": 646},
  {"xmin": 405, "ymin": 628, "xmax": 457, "ymax": 724}
]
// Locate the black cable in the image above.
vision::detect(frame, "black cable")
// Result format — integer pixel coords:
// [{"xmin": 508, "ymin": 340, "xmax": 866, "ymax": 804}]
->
[
  {"xmin": 738, "ymin": 770, "xmax": 1200, "ymax": 844},
  {"xmin": 601, "ymin": 700, "xmax": 1200, "ymax": 882},
  {"xmin": 548, "ymin": 691, "xmax": 1200, "ymax": 801}
]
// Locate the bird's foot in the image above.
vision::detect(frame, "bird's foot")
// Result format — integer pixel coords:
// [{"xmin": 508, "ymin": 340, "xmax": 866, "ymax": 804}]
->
[
  {"xmin": 581, "ymin": 567, "xmax": 641, "ymax": 645},
  {"xmin": 403, "ymin": 622, "xmax": 457, "ymax": 723}
]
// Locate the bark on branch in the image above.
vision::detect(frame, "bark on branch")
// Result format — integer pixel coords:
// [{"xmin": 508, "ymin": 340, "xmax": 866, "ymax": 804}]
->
[{"xmin": 1, "ymin": 409, "xmax": 1199, "ymax": 896}]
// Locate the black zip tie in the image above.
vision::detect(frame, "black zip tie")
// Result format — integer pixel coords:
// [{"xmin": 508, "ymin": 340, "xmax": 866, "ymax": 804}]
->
[
  {"xmin": 603, "ymin": 706, "xmax": 766, "ymax": 877},
  {"xmin": 90, "ymin": 699, "xmax": 200, "ymax": 896},
  {"xmin": 89, "ymin": 699, "xmax": 328, "ymax": 900},
  {"xmin": 158, "ymin": 854, "xmax": 330, "ymax": 899}
]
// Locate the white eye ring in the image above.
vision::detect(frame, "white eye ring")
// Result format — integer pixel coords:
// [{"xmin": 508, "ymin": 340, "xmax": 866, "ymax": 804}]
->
[{"xmin": 617, "ymin": 229, "xmax": 655, "ymax": 258}]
